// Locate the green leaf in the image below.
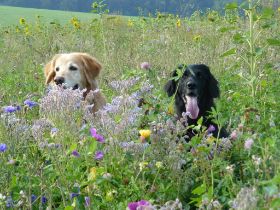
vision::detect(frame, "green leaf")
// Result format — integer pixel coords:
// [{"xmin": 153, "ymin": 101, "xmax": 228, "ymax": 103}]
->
[
  {"xmin": 260, "ymin": 174, "xmax": 280, "ymax": 185},
  {"xmin": 69, "ymin": 143, "xmax": 77, "ymax": 152},
  {"xmin": 225, "ymin": 2, "xmax": 238, "ymax": 10},
  {"xmin": 218, "ymin": 26, "xmax": 236, "ymax": 33},
  {"xmin": 197, "ymin": 117, "xmax": 203, "ymax": 126},
  {"xmin": 271, "ymin": 198, "xmax": 280, "ymax": 208},
  {"xmin": 264, "ymin": 185, "xmax": 278, "ymax": 197},
  {"xmin": 220, "ymin": 48, "xmax": 236, "ymax": 57},
  {"xmin": 260, "ymin": 7, "xmax": 274, "ymax": 20},
  {"xmin": 192, "ymin": 183, "xmax": 206, "ymax": 195},
  {"xmin": 240, "ymin": 2, "xmax": 250, "ymax": 10},
  {"xmin": 64, "ymin": 206, "xmax": 74, "ymax": 210},
  {"xmin": 267, "ymin": 39, "xmax": 280, "ymax": 46},
  {"xmin": 233, "ymin": 33, "xmax": 245, "ymax": 44},
  {"xmin": 88, "ymin": 139, "xmax": 97, "ymax": 154}
]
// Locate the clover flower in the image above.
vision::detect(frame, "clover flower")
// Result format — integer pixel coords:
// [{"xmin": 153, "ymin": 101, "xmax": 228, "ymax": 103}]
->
[
  {"xmin": 244, "ymin": 138, "xmax": 254, "ymax": 150},
  {"xmin": 230, "ymin": 130, "xmax": 238, "ymax": 140},
  {"xmin": 24, "ymin": 99, "xmax": 38, "ymax": 108},
  {"xmin": 95, "ymin": 151, "xmax": 104, "ymax": 160},
  {"xmin": 140, "ymin": 62, "xmax": 151, "ymax": 70},
  {"xmin": 90, "ymin": 128, "xmax": 105, "ymax": 143},
  {"xmin": 0, "ymin": 143, "xmax": 7, "ymax": 152}
]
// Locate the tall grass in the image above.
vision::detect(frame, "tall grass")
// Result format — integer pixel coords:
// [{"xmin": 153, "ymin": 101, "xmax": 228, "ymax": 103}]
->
[{"xmin": 0, "ymin": 2, "xmax": 279, "ymax": 209}]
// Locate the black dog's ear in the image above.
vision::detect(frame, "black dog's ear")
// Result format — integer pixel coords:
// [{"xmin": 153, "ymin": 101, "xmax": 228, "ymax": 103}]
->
[
  {"xmin": 164, "ymin": 64, "xmax": 186, "ymax": 97},
  {"xmin": 209, "ymin": 72, "xmax": 220, "ymax": 98}
]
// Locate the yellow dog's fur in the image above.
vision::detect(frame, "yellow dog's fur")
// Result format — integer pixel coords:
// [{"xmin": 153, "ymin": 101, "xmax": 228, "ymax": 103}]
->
[{"xmin": 44, "ymin": 52, "xmax": 106, "ymax": 112}]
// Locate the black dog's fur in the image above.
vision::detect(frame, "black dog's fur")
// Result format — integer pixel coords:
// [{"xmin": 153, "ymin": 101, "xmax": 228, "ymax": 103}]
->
[{"xmin": 165, "ymin": 64, "xmax": 227, "ymax": 139}]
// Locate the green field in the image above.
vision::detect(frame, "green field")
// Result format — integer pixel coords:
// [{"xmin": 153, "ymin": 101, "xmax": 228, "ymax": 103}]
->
[
  {"xmin": 0, "ymin": 6, "xmax": 96, "ymax": 26},
  {"xmin": 0, "ymin": 2, "xmax": 280, "ymax": 209}
]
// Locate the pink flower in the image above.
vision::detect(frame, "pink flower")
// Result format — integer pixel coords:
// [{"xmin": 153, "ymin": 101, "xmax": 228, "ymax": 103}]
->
[
  {"xmin": 95, "ymin": 151, "xmax": 104, "ymax": 160},
  {"xmin": 128, "ymin": 200, "xmax": 151, "ymax": 210},
  {"xmin": 140, "ymin": 62, "xmax": 151, "ymax": 70},
  {"xmin": 230, "ymin": 130, "xmax": 238, "ymax": 140},
  {"xmin": 90, "ymin": 128, "xmax": 105, "ymax": 143},
  {"xmin": 244, "ymin": 138, "xmax": 254, "ymax": 150}
]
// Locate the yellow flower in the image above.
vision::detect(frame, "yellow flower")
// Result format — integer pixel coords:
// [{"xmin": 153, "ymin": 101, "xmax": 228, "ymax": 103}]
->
[
  {"xmin": 24, "ymin": 27, "xmax": 29, "ymax": 36},
  {"xmin": 88, "ymin": 167, "xmax": 97, "ymax": 181},
  {"xmin": 155, "ymin": 161, "xmax": 163, "ymax": 169},
  {"xmin": 139, "ymin": 130, "xmax": 151, "ymax": 138},
  {"xmin": 206, "ymin": 136, "xmax": 216, "ymax": 144},
  {"xmin": 105, "ymin": 190, "xmax": 117, "ymax": 201},
  {"xmin": 19, "ymin": 18, "xmax": 25, "ymax": 25},
  {"xmin": 127, "ymin": 19, "xmax": 134, "ymax": 27},
  {"xmin": 70, "ymin": 17, "xmax": 81, "ymax": 29},
  {"xmin": 167, "ymin": 104, "xmax": 174, "ymax": 114},
  {"xmin": 139, "ymin": 161, "xmax": 148, "ymax": 171},
  {"xmin": 193, "ymin": 35, "xmax": 201, "ymax": 42},
  {"xmin": 176, "ymin": 19, "xmax": 181, "ymax": 27},
  {"xmin": 278, "ymin": 7, "xmax": 280, "ymax": 12}
]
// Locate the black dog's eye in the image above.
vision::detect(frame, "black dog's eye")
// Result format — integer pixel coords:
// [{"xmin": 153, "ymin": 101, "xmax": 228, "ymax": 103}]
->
[
  {"xmin": 69, "ymin": 66, "xmax": 78, "ymax": 71},
  {"xmin": 196, "ymin": 72, "xmax": 202, "ymax": 78},
  {"xmin": 55, "ymin": 67, "xmax": 59, "ymax": 72}
]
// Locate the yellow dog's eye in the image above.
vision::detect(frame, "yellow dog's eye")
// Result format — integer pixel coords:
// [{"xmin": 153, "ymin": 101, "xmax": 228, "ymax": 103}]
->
[
  {"xmin": 69, "ymin": 66, "xmax": 78, "ymax": 71},
  {"xmin": 55, "ymin": 67, "xmax": 59, "ymax": 72}
]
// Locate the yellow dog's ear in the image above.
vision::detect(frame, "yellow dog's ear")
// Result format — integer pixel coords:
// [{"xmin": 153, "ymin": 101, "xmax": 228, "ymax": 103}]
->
[
  {"xmin": 80, "ymin": 53, "xmax": 102, "ymax": 90},
  {"xmin": 44, "ymin": 54, "xmax": 61, "ymax": 85}
]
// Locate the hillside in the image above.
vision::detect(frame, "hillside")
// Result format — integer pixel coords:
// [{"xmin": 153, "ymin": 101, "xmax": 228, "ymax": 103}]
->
[{"xmin": 0, "ymin": 6, "xmax": 96, "ymax": 27}]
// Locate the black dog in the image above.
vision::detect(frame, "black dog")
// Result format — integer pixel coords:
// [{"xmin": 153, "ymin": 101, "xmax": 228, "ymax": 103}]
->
[{"xmin": 165, "ymin": 64, "xmax": 227, "ymax": 138}]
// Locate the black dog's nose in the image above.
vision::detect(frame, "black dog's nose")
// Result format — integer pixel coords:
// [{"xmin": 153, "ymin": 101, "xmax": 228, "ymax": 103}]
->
[
  {"xmin": 54, "ymin": 77, "xmax": 65, "ymax": 85},
  {"xmin": 187, "ymin": 81, "xmax": 196, "ymax": 89}
]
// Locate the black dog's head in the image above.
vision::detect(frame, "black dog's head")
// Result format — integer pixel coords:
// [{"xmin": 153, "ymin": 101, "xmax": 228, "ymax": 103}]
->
[{"xmin": 165, "ymin": 64, "xmax": 220, "ymax": 119}]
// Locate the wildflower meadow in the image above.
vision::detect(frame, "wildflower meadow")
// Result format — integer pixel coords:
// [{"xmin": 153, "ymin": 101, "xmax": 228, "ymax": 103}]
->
[{"xmin": 0, "ymin": 1, "xmax": 280, "ymax": 209}]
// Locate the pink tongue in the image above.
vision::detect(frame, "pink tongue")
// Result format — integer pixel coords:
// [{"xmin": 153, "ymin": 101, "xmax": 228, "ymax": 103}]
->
[{"xmin": 185, "ymin": 96, "xmax": 199, "ymax": 119}]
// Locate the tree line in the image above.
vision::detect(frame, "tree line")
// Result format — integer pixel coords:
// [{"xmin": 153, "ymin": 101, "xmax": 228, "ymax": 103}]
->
[{"xmin": 1, "ymin": 0, "xmax": 278, "ymax": 16}]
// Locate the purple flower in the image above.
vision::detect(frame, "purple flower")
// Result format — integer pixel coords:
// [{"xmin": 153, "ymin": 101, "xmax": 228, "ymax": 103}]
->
[
  {"xmin": 3, "ymin": 106, "xmax": 18, "ymax": 113},
  {"xmin": 6, "ymin": 196, "xmax": 13, "ymax": 208},
  {"xmin": 31, "ymin": 194, "xmax": 37, "ymax": 203},
  {"xmin": 41, "ymin": 196, "xmax": 47, "ymax": 204},
  {"xmin": 90, "ymin": 128, "xmax": 105, "ymax": 143},
  {"xmin": 85, "ymin": 196, "xmax": 90, "ymax": 207},
  {"xmin": 244, "ymin": 138, "xmax": 254, "ymax": 150},
  {"xmin": 24, "ymin": 99, "xmax": 38, "ymax": 108},
  {"xmin": 128, "ymin": 202, "xmax": 139, "ymax": 210},
  {"xmin": 50, "ymin": 128, "xmax": 59, "ymax": 137},
  {"xmin": 0, "ymin": 143, "xmax": 7, "ymax": 152},
  {"xmin": 138, "ymin": 200, "xmax": 150, "ymax": 206},
  {"xmin": 128, "ymin": 200, "xmax": 151, "ymax": 210},
  {"xmin": 140, "ymin": 62, "xmax": 151, "ymax": 70},
  {"xmin": 70, "ymin": 193, "xmax": 79, "ymax": 199},
  {"xmin": 207, "ymin": 125, "xmax": 216, "ymax": 133},
  {"xmin": 95, "ymin": 151, "xmax": 104, "ymax": 160},
  {"xmin": 72, "ymin": 150, "xmax": 80, "ymax": 157}
]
